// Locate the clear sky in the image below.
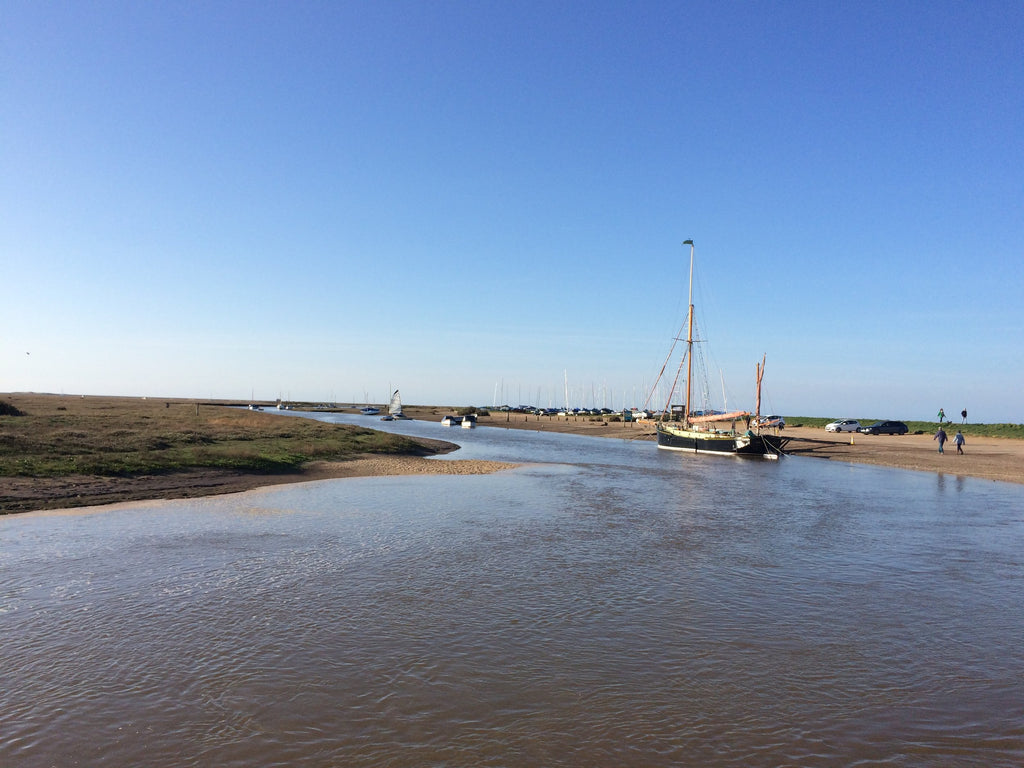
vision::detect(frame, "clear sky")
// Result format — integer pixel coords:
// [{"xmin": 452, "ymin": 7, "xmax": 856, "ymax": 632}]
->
[{"xmin": 3, "ymin": 1, "xmax": 1022, "ymax": 422}]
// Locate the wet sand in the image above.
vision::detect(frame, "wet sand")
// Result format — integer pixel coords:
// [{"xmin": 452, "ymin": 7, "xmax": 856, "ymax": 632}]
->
[
  {"xmin": 0, "ymin": 455, "xmax": 520, "ymax": 513},
  {"xmin": 778, "ymin": 426, "xmax": 1022, "ymax": 484}
]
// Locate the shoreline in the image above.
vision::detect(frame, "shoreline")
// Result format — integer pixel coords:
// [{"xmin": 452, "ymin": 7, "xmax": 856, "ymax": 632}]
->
[
  {"xmin": 3, "ymin": 401, "xmax": 1021, "ymax": 514},
  {"xmin": 0, "ymin": 455, "xmax": 522, "ymax": 514},
  {"xmin": 418, "ymin": 408, "xmax": 1022, "ymax": 486}
]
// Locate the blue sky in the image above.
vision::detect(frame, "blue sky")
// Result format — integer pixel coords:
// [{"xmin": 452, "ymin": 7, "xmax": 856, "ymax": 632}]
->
[{"xmin": 3, "ymin": 1, "xmax": 1022, "ymax": 421}]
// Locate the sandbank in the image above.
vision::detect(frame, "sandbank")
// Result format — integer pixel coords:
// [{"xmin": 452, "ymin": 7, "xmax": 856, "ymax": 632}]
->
[{"xmin": 0, "ymin": 455, "xmax": 519, "ymax": 514}]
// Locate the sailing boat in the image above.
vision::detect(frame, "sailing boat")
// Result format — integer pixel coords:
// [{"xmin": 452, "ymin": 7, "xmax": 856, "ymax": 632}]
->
[
  {"xmin": 381, "ymin": 389, "xmax": 411, "ymax": 421},
  {"xmin": 655, "ymin": 240, "xmax": 787, "ymax": 459}
]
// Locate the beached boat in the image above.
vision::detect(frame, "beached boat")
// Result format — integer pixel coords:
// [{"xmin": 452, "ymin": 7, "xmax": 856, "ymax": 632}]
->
[{"xmin": 654, "ymin": 240, "xmax": 787, "ymax": 459}]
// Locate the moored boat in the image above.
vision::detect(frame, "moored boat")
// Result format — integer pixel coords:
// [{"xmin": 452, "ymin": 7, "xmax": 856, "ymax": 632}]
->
[
  {"xmin": 657, "ymin": 419, "xmax": 785, "ymax": 457},
  {"xmin": 385, "ymin": 389, "xmax": 411, "ymax": 420},
  {"xmin": 654, "ymin": 240, "xmax": 787, "ymax": 459}
]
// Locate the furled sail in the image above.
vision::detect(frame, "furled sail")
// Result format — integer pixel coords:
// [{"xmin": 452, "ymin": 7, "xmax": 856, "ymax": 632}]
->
[{"xmin": 688, "ymin": 410, "xmax": 750, "ymax": 424}]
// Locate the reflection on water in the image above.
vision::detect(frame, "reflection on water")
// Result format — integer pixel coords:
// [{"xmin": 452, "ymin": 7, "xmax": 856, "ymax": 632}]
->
[{"xmin": 2, "ymin": 416, "xmax": 1023, "ymax": 767}]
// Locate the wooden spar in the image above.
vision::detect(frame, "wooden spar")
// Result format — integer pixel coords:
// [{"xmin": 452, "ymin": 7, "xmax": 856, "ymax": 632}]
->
[
  {"xmin": 689, "ymin": 409, "xmax": 750, "ymax": 424},
  {"xmin": 755, "ymin": 354, "xmax": 766, "ymax": 421}
]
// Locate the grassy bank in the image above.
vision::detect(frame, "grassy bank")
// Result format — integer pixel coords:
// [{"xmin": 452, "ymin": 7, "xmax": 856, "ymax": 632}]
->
[
  {"xmin": 0, "ymin": 395, "xmax": 441, "ymax": 478},
  {"xmin": 784, "ymin": 416, "xmax": 1024, "ymax": 439}
]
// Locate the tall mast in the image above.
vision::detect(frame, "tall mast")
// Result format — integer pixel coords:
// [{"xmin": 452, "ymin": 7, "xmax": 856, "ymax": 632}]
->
[
  {"xmin": 683, "ymin": 239, "xmax": 694, "ymax": 423},
  {"xmin": 755, "ymin": 354, "xmax": 766, "ymax": 421}
]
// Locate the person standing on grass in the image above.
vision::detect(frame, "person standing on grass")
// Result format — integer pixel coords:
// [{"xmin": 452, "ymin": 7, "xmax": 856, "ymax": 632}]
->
[
  {"xmin": 954, "ymin": 430, "xmax": 965, "ymax": 454},
  {"xmin": 937, "ymin": 408, "xmax": 946, "ymax": 423},
  {"xmin": 934, "ymin": 426, "xmax": 947, "ymax": 453},
  {"xmin": 961, "ymin": 408, "xmax": 967, "ymax": 424}
]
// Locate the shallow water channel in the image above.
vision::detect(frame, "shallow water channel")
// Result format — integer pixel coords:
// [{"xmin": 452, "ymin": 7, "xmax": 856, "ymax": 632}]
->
[{"xmin": 2, "ymin": 413, "xmax": 1023, "ymax": 766}]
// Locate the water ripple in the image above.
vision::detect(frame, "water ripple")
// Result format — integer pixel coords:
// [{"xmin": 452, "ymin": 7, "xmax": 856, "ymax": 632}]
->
[{"xmin": 2, "ymin": 426, "xmax": 1023, "ymax": 766}]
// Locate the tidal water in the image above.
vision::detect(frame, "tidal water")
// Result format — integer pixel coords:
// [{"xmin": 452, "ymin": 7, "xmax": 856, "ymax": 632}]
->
[{"xmin": 2, "ymin": 413, "xmax": 1023, "ymax": 767}]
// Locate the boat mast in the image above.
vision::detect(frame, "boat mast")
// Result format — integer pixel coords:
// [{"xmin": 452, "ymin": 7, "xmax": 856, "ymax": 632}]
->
[
  {"xmin": 755, "ymin": 354, "xmax": 766, "ymax": 421},
  {"xmin": 683, "ymin": 239, "xmax": 695, "ymax": 424}
]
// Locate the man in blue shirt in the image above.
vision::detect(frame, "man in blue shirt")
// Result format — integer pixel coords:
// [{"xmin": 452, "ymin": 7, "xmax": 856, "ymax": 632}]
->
[{"xmin": 954, "ymin": 430, "xmax": 965, "ymax": 454}]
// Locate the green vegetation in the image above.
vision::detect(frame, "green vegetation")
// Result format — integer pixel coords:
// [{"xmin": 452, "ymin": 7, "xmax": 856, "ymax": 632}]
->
[
  {"xmin": 0, "ymin": 396, "xmax": 438, "ymax": 478},
  {"xmin": 785, "ymin": 416, "xmax": 1024, "ymax": 439},
  {"xmin": 0, "ymin": 400, "xmax": 25, "ymax": 417}
]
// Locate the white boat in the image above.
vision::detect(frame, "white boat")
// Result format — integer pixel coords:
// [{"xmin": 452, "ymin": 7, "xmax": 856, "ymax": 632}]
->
[
  {"xmin": 385, "ymin": 389, "xmax": 411, "ymax": 420},
  {"xmin": 461, "ymin": 413, "xmax": 477, "ymax": 428},
  {"xmin": 440, "ymin": 415, "xmax": 462, "ymax": 427},
  {"xmin": 359, "ymin": 406, "xmax": 380, "ymax": 416}
]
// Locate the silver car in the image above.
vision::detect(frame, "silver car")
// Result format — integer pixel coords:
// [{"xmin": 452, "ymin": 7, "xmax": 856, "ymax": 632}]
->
[{"xmin": 825, "ymin": 418, "xmax": 860, "ymax": 433}]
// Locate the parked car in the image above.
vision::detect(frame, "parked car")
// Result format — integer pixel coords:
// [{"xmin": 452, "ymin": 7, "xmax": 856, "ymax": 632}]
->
[
  {"xmin": 825, "ymin": 418, "xmax": 861, "ymax": 433},
  {"xmin": 755, "ymin": 415, "xmax": 785, "ymax": 429},
  {"xmin": 857, "ymin": 420, "xmax": 909, "ymax": 435}
]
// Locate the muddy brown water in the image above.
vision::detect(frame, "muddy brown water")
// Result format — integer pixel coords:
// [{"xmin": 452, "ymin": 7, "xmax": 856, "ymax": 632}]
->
[{"xmin": 3, "ymin": 416, "xmax": 1022, "ymax": 766}]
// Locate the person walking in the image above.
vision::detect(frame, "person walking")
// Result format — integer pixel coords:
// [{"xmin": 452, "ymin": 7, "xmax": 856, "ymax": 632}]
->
[
  {"xmin": 934, "ymin": 427, "xmax": 947, "ymax": 453},
  {"xmin": 961, "ymin": 409, "xmax": 967, "ymax": 424},
  {"xmin": 937, "ymin": 408, "xmax": 946, "ymax": 423},
  {"xmin": 954, "ymin": 430, "xmax": 965, "ymax": 454}
]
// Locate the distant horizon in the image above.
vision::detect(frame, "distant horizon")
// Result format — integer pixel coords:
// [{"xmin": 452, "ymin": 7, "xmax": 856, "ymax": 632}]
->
[{"xmin": 4, "ymin": 390, "xmax": 1010, "ymax": 426}]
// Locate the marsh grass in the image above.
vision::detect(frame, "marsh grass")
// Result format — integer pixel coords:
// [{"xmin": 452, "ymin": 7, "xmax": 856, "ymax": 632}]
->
[{"xmin": 0, "ymin": 395, "xmax": 434, "ymax": 478}]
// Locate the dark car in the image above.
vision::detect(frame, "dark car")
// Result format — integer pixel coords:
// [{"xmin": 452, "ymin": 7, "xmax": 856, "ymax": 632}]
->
[{"xmin": 858, "ymin": 420, "xmax": 909, "ymax": 435}]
